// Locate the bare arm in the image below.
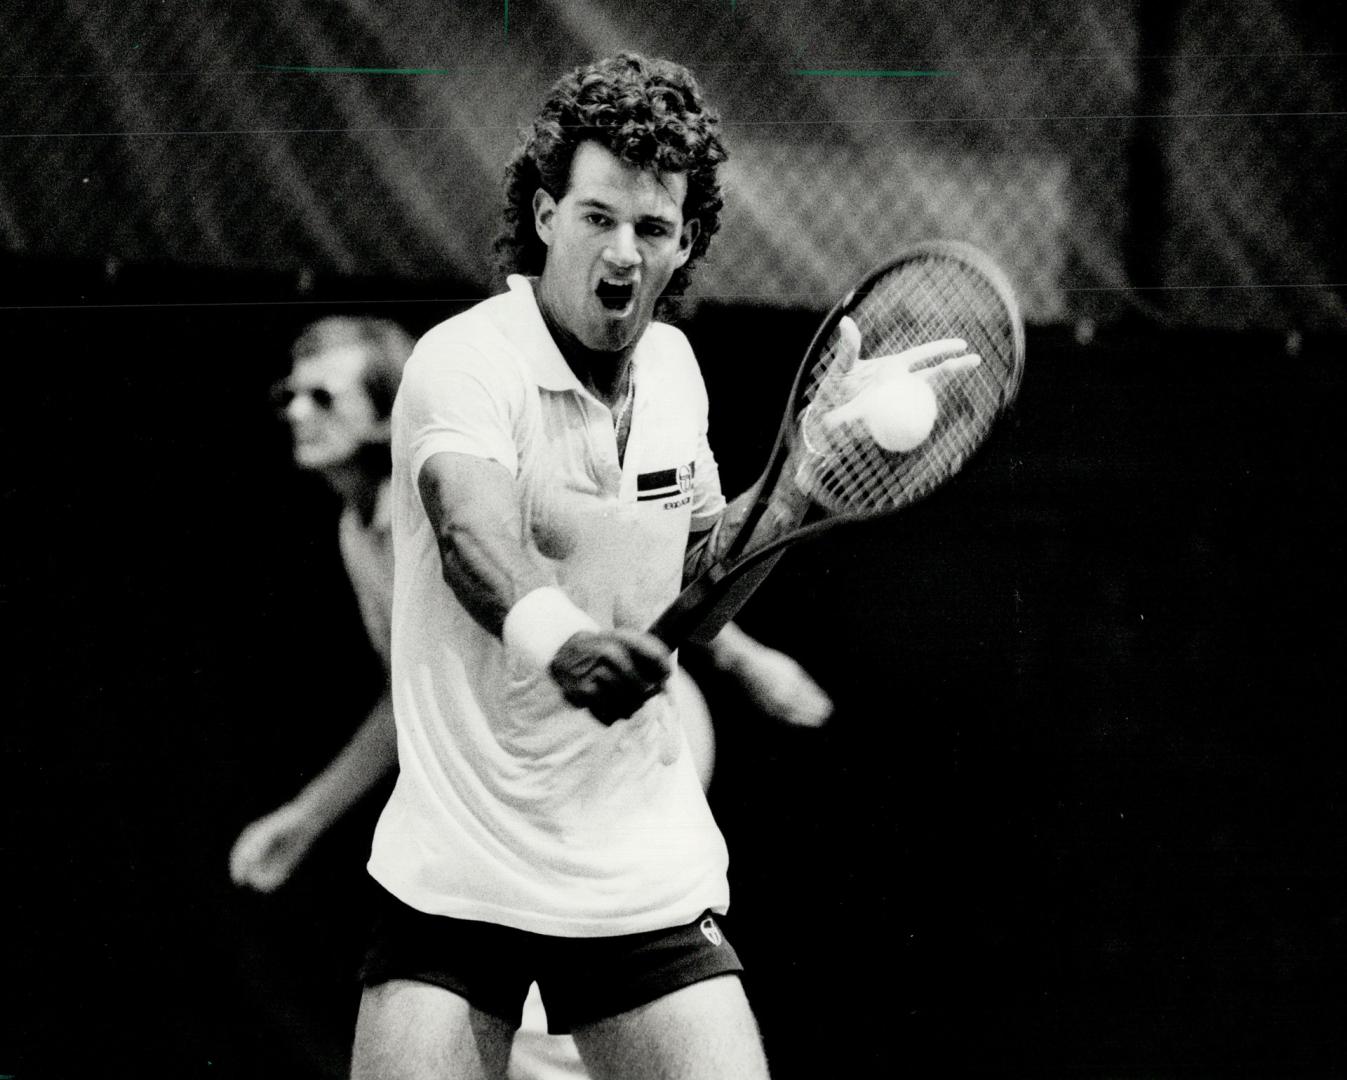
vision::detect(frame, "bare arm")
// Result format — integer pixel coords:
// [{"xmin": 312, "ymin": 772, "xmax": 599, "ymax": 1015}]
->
[
  {"xmin": 229, "ymin": 685, "xmax": 397, "ymax": 892},
  {"xmin": 419, "ymin": 451, "xmax": 671, "ymax": 723},
  {"xmin": 685, "ymin": 313, "xmax": 973, "ymax": 600},
  {"xmin": 677, "ymin": 466, "xmax": 813, "ymax": 645},
  {"xmin": 417, "ymin": 449, "xmax": 553, "ymax": 635},
  {"xmin": 289, "ymin": 685, "xmax": 397, "ymax": 823},
  {"xmin": 685, "ymin": 472, "xmax": 810, "ymax": 586},
  {"xmin": 677, "ymin": 484, "xmax": 831, "ymax": 725},
  {"xmin": 699, "ymin": 622, "xmax": 833, "ymax": 728}
]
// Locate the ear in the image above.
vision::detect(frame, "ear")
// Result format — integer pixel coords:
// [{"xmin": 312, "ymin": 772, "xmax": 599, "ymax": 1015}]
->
[
  {"xmin": 675, "ymin": 217, "xmax": 700, "ymax": 268},
  {"xmin": 533, "ymin": 188, "xmax": 558, "ymax": 247}
]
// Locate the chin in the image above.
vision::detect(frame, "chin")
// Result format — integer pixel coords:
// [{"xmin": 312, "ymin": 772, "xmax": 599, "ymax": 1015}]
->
[
  {"xmin": 596, "ymin": 309, "xmax": 653, "ymax": 350},
  {"xmin": 576, "ymin": 322, "xmax": 631, "ymax": 354},
  {"xmin": 295, "ymin": 446, "xmax": 336, "ymax": 471},
  {"xmin": 603, "ymin": 324, "xmax": 642, "ymax": 351}
]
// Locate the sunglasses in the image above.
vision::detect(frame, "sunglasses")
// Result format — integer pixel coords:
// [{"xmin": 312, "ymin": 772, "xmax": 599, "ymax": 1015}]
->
[{"xmin": 270, "ymin": 382, "xmax": 335, "ymax": 413}]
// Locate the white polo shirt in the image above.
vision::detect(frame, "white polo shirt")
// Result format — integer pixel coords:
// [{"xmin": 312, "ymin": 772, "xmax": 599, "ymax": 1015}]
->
[{"xmin": 367, "ymin": 276, "xmax": 730, "ymax": 937}]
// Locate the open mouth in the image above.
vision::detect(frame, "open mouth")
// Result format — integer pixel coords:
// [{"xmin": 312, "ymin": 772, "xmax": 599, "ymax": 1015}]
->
[{"xmin": 596, "ymin": 279, "xmax": 636, "ymax": 312}]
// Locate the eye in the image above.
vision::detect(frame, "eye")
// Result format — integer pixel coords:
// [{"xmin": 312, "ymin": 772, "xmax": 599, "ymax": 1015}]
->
[
  {"xmin": 584, "ymin": 212, "xmax": 611, "ymax": 228},
  {"xmin": 638, "ymin": 222, "xmax": 670, "ymax": 239}
]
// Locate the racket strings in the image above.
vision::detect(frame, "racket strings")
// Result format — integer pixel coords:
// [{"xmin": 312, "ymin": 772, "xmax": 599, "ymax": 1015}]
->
[{"xmin": 796, "ymin": 252, "xmax": 1022, "ymax": 514}]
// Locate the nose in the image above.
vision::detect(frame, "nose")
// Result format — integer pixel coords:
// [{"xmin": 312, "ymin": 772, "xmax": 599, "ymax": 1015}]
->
[
  {"xmin": 286, "ymin": 393, "xmax": 315, "ymax": 423},
  {"xmin": 604, "ymin": 224, "xmax": 640, "ymax": 271}
]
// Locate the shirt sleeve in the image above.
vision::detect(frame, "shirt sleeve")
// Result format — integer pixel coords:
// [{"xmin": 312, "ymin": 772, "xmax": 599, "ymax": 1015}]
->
[{"xmin": 398, "ymin": 337, "xmax": 525, "ymax": 485}]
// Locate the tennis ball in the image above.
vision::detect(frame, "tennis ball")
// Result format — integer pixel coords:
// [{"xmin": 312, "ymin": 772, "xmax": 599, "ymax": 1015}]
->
[{"xmin": 861, "ymin": 375, "xmax": 938, "ymax": 452}]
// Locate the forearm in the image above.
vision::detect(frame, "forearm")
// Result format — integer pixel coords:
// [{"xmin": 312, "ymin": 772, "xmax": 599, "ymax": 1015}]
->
[
  {"xmin": 419, "ymin": 451, "xmax": 667, "ymax": 721},
  {"xmin": 694, "ymin": 621, "xmax": 835, "ymax": 728},
  {"xmin": 698, "ymin": 620, "xmax": 756, "ymax": 673},
  {"xmin": 437, "ymin": 516, "xmax": 553, "ymax": 636},
  {"xmin": 290, "ymin": 687, "xmax": 398, "ymax": 829},
  {"xmin": 686, "ymin": 470, "xmax": 811, "ymax": 584},
  {"xmin": 678, "ymin": 475, "xmax": 811, "ymax": 643},
  {"xmin": 419, "ymin": 452, "xmax": 553, "ymax": 636}
]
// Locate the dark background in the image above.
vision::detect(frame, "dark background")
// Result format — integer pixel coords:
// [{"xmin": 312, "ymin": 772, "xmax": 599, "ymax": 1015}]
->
[
  {"xmin": 3, "ymin": 1, "xmax": 1346, "ymax": 1077},
  {"xmin": 3, "ymin": 258, "xmax": 1343, "ymax": 1078}
]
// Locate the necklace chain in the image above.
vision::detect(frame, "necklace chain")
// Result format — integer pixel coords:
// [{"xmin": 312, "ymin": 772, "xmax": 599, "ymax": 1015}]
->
[{"xmin": 612, "ymin": 375, "xmax": 634, "ymax": 432}]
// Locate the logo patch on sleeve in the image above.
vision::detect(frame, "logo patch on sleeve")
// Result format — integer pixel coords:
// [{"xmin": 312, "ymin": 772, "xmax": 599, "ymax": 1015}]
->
[{"xmin": 637, "ymin": 462, "xmax": 695, "ymax": 507}]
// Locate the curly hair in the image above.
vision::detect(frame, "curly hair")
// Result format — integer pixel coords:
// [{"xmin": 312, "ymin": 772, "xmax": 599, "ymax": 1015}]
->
[{"xmin": 495, "ymin": 53, "xmax": 728, "ymax": 313}]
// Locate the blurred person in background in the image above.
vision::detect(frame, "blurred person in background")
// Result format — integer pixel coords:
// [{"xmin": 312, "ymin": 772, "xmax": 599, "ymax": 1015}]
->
[{"xmin": 230, "ymin": 313, "xmax": 831, "ymax": 1078}]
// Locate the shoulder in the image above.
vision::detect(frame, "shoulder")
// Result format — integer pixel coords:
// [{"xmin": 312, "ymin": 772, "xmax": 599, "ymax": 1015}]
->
[
  {"xmin": 640, "ymin": 321, "xmax": 708, "ymax": 407},
  {"xmin": 411, "ymin": 293, "xmax": 522, "ymax": 369},
  {"xmin": 401, "ymin": 298, "xmax": 531, "ymax": 401},
  {"xmin": 642, "ymin": 320, "xmax": 698, "ymax": 366}
]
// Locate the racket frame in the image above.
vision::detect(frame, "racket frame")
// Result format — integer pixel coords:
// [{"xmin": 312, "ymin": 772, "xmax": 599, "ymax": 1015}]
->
[{"xmin": 651, "ymin": 239, "xmax": 1025, "ymax": 646}]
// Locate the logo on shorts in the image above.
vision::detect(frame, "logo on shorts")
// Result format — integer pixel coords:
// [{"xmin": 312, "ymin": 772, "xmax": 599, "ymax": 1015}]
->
[{"xmin": 699, "ymin": 916, "xmax": 723, "ymax": 947}]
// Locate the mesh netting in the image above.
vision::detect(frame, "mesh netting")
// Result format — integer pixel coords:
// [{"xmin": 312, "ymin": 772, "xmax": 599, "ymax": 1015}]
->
[
  {"xmin": 2, "ymin": 1, "xmax": 1342, "ymax": 328},
  {"xmin": 797, "ymin": 242, "xmax": 1024, "ymax": 513}
]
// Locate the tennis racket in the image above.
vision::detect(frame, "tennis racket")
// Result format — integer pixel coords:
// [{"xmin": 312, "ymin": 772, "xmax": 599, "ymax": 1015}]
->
[{"xmin": 649, "ymin": 239, "xmax": 1026, "ymax": 648}]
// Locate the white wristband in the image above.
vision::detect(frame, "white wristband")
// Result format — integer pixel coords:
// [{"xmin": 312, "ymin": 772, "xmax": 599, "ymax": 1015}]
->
[{"xmin": 502, "ymin": 586, "xmax": 600, "ymax": 671}]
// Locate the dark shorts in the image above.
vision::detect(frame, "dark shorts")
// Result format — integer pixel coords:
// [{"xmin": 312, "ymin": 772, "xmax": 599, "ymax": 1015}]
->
[{"xmin": 359, "ymin": 886, "xmax": 745, "ymax": 1033}]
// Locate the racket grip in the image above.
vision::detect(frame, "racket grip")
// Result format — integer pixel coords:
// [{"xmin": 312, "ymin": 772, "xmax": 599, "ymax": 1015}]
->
[
  {"xmin": 649, "ymin": 567, "xmax": 725, "ymax": 648},
  {"xmin": 649, "ymin": 550, "xmax": 788, "ymax": 649}
]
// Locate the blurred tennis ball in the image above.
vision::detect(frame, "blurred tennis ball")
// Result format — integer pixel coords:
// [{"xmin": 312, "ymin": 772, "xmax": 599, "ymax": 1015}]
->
[{"xmin": 859, "ymin": 375, "xmax": 937, "ymax": 452}]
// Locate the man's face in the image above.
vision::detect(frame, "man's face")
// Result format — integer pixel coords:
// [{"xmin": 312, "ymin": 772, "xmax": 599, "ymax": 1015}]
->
[
  {"xmin": 533, "ymin": 141, "xmax": 698, "ymax": 353},
  {"xmin": 277, "ymin": 345, "xmax": 380, "ymax": 471}
]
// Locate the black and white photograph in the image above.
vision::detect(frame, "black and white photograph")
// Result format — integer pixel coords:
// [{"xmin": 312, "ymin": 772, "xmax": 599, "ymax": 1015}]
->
[{"xmin": 2, "ymin": 3, "xmax": 1343, "ymax": 1078}]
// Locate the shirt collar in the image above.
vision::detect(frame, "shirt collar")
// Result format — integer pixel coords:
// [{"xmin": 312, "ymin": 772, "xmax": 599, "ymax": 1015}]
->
[
  {"xmin": 502, "ymin": 274, "xmax": 585, "ymax": 393},
  {"xmin": 500, "ymin": 274, "xmax": 649, "ymax": 393}
]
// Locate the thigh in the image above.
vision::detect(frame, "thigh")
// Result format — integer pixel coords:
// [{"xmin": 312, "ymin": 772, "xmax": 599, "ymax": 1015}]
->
[
  {"xmin": 570, "ymin": 974, "xmax": 769, "ymax": 1080},
  {"xmin": 508, "ymin": 983, "xmax": 588, "ymax": 1080},
  {"xmin": 351, "ymin": 978, "xmax": 516, "ymax": 1080}
]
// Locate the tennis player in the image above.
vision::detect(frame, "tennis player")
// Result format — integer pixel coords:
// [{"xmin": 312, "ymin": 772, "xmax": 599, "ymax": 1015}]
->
[
  {"xmin": 350, "ymin": 52, "xmax": 813, "ymax": 1080},
  {"xmin": 231, "ymin": 307, "xmax": 829, "ymax": 1074}
]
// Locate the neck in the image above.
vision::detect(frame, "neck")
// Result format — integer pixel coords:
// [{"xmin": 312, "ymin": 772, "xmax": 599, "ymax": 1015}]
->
[
  {"xmin": 536, "ymin": 284, "xmax": 632, "ymax": 405},
  {"xmin": 318, "ymin": 452, "xmax": 386, "ymax": 525}
]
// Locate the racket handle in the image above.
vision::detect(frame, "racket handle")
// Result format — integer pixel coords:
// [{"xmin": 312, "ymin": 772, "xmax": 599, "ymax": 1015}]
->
[
  {"xmin": 649, "ymin": 550, "xmax": 788, "ymax": 649},
  {"xmin": 649, "ymin": 566, "xmax": 724, "ymax": 648}
]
